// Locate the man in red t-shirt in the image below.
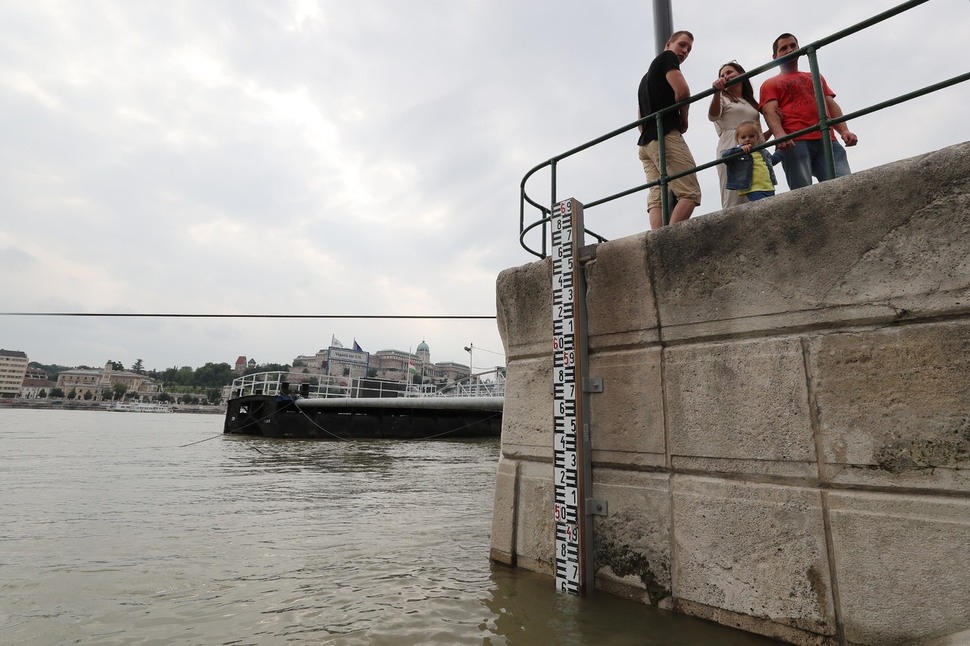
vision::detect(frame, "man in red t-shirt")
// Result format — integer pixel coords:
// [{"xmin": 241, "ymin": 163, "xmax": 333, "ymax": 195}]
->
[{"xmin": 760, "ymin": 33, "xmax": 858, "ymax": 190}]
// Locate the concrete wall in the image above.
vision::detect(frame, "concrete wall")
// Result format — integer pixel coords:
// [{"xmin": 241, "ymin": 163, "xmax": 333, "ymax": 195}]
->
[{"xmin": 490, "ymin": 142, "xmax": 970, "ymax": 646}]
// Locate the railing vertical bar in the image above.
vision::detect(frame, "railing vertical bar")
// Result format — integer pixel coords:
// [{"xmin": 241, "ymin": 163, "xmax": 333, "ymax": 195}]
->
[
  {"xmin": 655, "ymin": 114, "xmax": 669, "ymax": 226},
  {"xmin": 807, "ymin": 48, "xmax": 836, "ymax": 181},
  {"xmin": 550, "ymin": 160, "xmax": 558, "ymax": 258}
]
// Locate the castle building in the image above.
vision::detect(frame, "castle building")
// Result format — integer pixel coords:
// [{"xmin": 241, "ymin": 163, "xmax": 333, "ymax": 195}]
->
[
  {"xmin": 292, "ymin": 350, "xmax": 327, "ymax": 374},
  {"xmin": 286, "ymin": 340, "xmax": 472, "ymax": 386},
  {"xmin": 434, "ymin": 361, "xmax": 473, "ymax": 383},
  {"xmin": 369, "ymin": 341, "xmax": 468, "ymax": 384},
  {"xmin": 372, "ymin": 349, "xmax": 419, "ymax": 381},
  {"xmin": 416, "ymin": 340, "xmax": 430, "ymax": 365}
]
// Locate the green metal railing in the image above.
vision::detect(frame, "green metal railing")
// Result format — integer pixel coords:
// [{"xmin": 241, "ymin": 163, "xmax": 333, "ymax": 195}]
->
[{"xmin": 519, "ymin": 0, "xmax": 970, "ymax": 259}]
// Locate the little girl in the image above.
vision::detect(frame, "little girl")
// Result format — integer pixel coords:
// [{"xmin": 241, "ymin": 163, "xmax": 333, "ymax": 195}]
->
[{"xmin": 720, "ymin": 120, "xmax": 784, "ymax": 201}]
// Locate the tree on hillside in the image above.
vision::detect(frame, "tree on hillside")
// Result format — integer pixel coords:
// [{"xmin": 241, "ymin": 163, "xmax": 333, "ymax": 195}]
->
[
  {"xmin": 243, "ymin": 363, "xmax": 291, "ymax": 376},
  {"xmin": 176, "ymin": 366, "xmax": 194, "ymax": 384},
  {"xmin": 107, "ymin": 360, "xmax": 124, "ymax": 371},
  {"xmin": 193, "ymin": 362, "xmax": 234, "ymax": 388},
  {"xmin": 132, "ymin": 359, "xmax": 144, "ymax": 374},
  {"xmin": 160, "ymin": 366, "xmax": 195, "ymax": 387},
  {"xmin": 27, "ymin": 362, "xmax": 61, "ymax": 379},
  {"xmin": 206, "ymin": 389, "xmax": 222, "ymax": 405}
]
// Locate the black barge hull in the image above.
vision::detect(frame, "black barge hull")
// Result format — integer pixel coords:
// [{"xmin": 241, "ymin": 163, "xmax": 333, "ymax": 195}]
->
[{"xmin": 224, "ymin": 395, "xmax": 503, "ymax": 440}]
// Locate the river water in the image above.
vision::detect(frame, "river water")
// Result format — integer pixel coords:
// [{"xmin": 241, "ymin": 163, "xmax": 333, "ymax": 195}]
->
[{"xmin": 1, "ymin": 409, "xmax": 779, "ymax": 645}]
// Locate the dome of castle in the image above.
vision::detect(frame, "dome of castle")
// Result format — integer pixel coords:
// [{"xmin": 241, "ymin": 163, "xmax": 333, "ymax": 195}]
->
[{"xmin": 416, "ymin": 340, "xmax": 430, "ymax": 352}]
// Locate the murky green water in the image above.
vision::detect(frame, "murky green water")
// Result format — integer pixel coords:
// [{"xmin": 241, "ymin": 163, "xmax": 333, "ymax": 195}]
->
[{"xmin": 0, "ymin": 409, "xmax": 779, "ymax": 644}]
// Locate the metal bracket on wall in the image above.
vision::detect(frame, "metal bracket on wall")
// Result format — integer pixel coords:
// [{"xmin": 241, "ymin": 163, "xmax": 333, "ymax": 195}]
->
[
  {"xmin": 551, "ymin": 377, "xmax": 602, "ymax": 394},
  {"xmin": 587, "ymin": 499, "xmax": 608, "ymax": 516}
]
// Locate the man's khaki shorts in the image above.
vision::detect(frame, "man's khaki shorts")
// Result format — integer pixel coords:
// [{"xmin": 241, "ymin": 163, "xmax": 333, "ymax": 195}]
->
[{"xmin": 638, "ymin": 131, "xmax": 701, "ymax": 209}]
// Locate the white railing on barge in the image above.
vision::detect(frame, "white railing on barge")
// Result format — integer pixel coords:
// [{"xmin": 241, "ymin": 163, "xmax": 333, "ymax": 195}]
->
[{"xmin": 229, "ymin": 369, "xmax": 505, "ymax": 401}]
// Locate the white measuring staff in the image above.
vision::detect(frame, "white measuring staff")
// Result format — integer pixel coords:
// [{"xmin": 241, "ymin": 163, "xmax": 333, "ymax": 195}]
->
[{"xmin": 551, "ymin": 198, "xmax": 590, "ymax": 595}]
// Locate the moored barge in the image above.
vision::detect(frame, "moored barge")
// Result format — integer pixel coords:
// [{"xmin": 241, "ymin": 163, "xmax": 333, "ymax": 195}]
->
[{"xmin": 224, "ymin": 371, "xmax": 503, "ymax": 440}]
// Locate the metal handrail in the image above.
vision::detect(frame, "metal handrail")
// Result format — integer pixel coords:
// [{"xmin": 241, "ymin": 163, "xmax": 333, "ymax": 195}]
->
[
  {"xmin": 519, "ymin": 0, "xmax": 969, "ymax": 259},
  {"xmin": 228, "ymin": 370, "xmax": 506, "ymax": 400}
]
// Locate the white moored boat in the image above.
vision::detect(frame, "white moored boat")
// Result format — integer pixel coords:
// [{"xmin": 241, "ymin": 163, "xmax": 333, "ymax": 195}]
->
[{"xmin": 110, "ymin": 402, "xmax": 174, "ymax": 413}]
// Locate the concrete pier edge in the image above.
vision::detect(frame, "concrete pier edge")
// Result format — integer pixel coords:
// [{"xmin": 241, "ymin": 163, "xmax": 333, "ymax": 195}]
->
[{"xmin": 491, "ymin": 142, "xmax": 970, "ymax": 646}]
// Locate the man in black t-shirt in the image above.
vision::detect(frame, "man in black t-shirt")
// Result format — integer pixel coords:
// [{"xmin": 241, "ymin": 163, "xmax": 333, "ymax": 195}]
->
[{"xmin": 637, "ymin": 30, "xmax": 701, "ymax": 229}]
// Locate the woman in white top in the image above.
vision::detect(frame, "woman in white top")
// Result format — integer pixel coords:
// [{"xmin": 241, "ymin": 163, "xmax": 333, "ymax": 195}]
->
[{"xmin": 709, "ymin": 61, "xmax": 762, "ymax": 209}]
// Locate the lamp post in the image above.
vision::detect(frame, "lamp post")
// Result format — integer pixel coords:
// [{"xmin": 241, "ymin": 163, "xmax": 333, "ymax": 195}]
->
[
  {"xmin": 463, "ymin": 343, "xmax": 474, "ymax": 394},
  {"xmin": 653, "ymin": 0, "xmax": 673, "ymax": 55}
]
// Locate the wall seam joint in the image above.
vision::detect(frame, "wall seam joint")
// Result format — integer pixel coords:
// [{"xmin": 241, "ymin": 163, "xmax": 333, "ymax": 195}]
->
[{"xmin": 802, "ymin": 336, "xmax": 846, "ymax": 645}]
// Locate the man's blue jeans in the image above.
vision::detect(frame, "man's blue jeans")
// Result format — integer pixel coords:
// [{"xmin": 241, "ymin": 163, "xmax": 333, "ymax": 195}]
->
[{"xmin": 781, "ymin": 139, "xmax": 851, "ymax": 190}]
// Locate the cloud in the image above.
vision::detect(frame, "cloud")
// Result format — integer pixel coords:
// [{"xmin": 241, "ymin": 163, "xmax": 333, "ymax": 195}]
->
[{"xmin": 1, "ymin": 0, "xmax": 967, "ymax": 370}]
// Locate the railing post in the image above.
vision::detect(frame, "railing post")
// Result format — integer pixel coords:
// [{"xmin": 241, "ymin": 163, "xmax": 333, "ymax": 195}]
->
[
  {"xmin": 807, "ymin": 48, "xmax": 837, "ymax": 181},
  {"xmin": 519, "ymin": 185, "xmax": 528, "ymax": 255},
  {"xmin": 655, "ymin": 114, "xmax": 670, "ymax": 226},
  {"xmin": 549, "ymin": 160, "xmax": 558, "ymax": 252}
]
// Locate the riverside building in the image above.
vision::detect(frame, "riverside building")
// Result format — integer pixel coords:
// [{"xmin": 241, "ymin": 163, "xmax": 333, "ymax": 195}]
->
[
  {"xmin": 55, "ymin": 362, "xmax": 161, "ymax": 400},
  {"xmin": 0, "ymin": 349, "xmax": 29, "ymax": 398}
]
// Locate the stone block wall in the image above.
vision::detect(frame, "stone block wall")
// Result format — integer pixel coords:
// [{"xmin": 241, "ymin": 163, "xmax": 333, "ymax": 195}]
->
[{"xmin": 490, "ymin": 142, "xmax": 970, "ymax": 646}]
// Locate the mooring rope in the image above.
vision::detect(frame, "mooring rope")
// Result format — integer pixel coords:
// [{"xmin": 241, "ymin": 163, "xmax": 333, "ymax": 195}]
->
[
  {"xmin": 179, "ymin": 433, "xmax": 224, "ymax": 447},
  {"xmin": 417, "ymin": 412, "xmax": 503, "ymax": 440},
  {"xmin": 294, "ymin": 405, "xmax": 352, "ymax": 441}
]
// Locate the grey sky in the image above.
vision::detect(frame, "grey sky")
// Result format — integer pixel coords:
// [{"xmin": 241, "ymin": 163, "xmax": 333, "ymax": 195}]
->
[{"xmin": 1, "ymin": 0, "xmax": 967, "ymax": 372}]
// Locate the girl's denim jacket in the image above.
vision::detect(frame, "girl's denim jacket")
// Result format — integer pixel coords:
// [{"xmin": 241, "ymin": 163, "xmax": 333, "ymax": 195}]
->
[{"xmin": 721, "ymin": 146, "xmax": 784, "ymax": 191}]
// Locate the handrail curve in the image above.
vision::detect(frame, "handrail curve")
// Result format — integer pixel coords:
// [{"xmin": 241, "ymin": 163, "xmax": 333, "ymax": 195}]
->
[{"xmin": 519, "ymin": 0, "xmax": 968, "ymax": 259}]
